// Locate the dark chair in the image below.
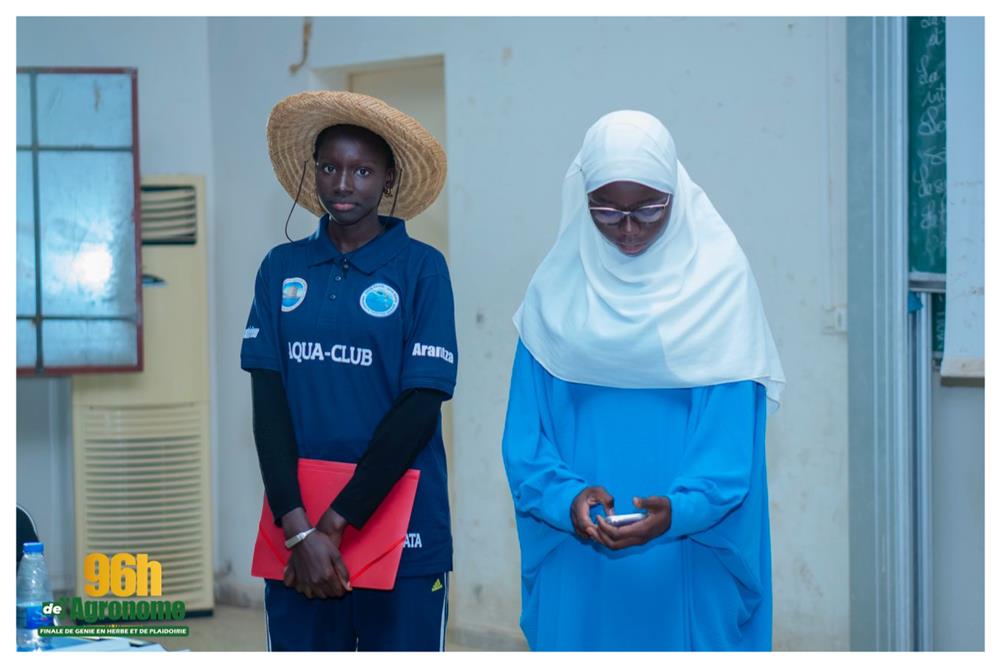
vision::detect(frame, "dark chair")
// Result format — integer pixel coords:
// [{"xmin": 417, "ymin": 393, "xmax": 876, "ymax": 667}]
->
[{"xmin": 17, "ymin": 504, "xmax": 39, "ymax": 566}]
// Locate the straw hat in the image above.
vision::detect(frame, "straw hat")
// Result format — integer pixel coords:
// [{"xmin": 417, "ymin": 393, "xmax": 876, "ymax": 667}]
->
[{"xmin": 267, "ymin": 90, "xmax": 447, "ymax": 220}]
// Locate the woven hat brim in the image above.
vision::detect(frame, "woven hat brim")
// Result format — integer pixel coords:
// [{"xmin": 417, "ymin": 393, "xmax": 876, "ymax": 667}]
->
[{"xmin": 267, "ymin": 91, "xmax": 447, "ymax": 220}]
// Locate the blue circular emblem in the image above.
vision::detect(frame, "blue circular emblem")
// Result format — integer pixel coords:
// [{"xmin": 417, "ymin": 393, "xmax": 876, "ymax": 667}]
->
[
  {"xmin": 281, "ymin": 277, "xmax": 308, "ymax": 312},
  {"xmin": 360, "ymin": 283, "xmax": 399, "ymax": 318}
]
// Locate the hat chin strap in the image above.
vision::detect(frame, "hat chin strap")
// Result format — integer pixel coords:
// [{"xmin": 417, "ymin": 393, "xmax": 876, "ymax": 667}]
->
[
  {"xmin": 387, "ymin": 166, "xmax": 403, "ymax": 219},
  {"xmin": 283, "ymin": 159, "xmax": 310, "ymax": 245}
]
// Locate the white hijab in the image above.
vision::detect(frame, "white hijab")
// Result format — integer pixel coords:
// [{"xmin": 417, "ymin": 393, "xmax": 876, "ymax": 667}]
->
[{"xmin": 513, "ymin": 110, "xmax": 786, "ymax": 412}]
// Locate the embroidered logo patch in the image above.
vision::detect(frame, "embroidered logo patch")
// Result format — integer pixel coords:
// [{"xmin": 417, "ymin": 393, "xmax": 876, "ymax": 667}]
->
[
  {"xmin": 243, "ymin": 326, "xmax": 260, "ymax": 340},
  {"xmin": 281, "ymin": 278, "xmax": 307, "ymax": 312},
  {"xmin": 431, "ymin": 578, "xmax": 443, "ymax": 592},
  {"xmin": 359, "ymin": 283, "xmax": 399, "ymax": 318}
]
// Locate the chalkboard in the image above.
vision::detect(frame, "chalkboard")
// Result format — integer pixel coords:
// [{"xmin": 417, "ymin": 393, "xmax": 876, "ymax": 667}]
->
[
  {"xmin": 907, "ymin": 17, "xmax": 947, "ymax": 274},
  {"xmin": 932, "ymin": 292, "xmax": 945, "ymax": 359}
]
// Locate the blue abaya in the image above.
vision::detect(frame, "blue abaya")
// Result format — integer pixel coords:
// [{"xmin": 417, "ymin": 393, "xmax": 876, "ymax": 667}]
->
[{"xmin": 501, "ymin": 341, "xmax": 772, "ymax": 651}]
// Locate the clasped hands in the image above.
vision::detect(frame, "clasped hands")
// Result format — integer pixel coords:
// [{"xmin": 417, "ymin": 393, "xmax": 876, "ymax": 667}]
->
[
  {"xmin": 570, "ymin": 485, "xmax": 672, "ymax": 550},
  {"xmin": 281, "ymin": 507, "xmax": 352, "ymax": 599}
]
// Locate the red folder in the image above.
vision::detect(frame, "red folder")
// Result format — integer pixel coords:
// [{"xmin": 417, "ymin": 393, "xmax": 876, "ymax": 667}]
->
[{"xmin": 251, "ymin": 459, "xmax": 420, "ymax": 590}]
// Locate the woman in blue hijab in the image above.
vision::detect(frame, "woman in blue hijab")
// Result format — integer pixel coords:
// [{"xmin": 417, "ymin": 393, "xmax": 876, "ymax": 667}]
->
[{"xmin": 501, "ymin": 110, "xmax": 785, "ymax": 651}]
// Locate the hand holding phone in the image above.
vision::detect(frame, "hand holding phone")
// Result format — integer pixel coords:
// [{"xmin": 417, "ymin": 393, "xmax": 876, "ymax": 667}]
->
[
  {"xmin": 593, "ymin": 496, "xmax": 672, "ymax": 550},
  {"xmin": 602, "ymin": 512, "xmax": 647, "ymax": 527}
]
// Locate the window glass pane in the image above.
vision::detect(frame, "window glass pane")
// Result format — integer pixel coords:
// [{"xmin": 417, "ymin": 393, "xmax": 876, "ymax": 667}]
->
[
  {"xmin": 38, "ymin": 151, "xmax": 137, "ymax": 318},
  {"xmin": 17, "ymin": 151, "xmax": 36, "ymax": 316},
  {"xmin": 17, "ymin": 320, "xmax": 37, "ymax": 369},
  {"xmin": 42, "ymin": 319, "xmax": 137, "ymax": 367},
  {"xmin": 17, "ymin": 73, "xmax": 32, "ymax": 146},
  {"xmin": 36, "ymin": 73, "xmax": 133, "ymax": 147}
]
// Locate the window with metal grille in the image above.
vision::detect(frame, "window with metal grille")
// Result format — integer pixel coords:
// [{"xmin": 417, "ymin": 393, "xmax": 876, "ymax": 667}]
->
[{"xmin": 16, "ymin": 67, "xmax": 143, "ymax": 376}]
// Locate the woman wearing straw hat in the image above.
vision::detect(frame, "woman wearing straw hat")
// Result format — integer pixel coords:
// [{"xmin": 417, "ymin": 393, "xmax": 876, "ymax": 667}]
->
[
  {"xmin": 241, "ymin": 91, "xmax": 457, "ymax": 651},
  {"xmin": 501, "ymin": 110, "xmax": 785, "ymax": 650}
]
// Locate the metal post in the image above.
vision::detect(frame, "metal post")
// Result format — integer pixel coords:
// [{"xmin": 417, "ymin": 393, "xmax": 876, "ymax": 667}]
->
[
  {"xmin": 910, "ymin": 286, "xmax": 937, "ymax": 650},
  {"xmin": 847, "ymin": 16, "xmax": 914, "ymax": 650}
]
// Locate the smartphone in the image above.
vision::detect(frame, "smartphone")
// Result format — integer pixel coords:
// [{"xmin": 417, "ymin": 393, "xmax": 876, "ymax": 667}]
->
[{"xmin": 602, "ymin": 512, "xmax": 647, "ymax": 527}]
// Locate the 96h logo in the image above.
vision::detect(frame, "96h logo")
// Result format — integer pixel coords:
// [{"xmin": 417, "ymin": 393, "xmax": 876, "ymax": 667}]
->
[{"xmin": 83, "ymin": 553, "xmax": 163, "ymax": 597}]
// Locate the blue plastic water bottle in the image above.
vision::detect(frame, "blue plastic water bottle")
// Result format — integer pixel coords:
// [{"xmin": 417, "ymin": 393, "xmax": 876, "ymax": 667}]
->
[{"xmin": 16, "ymin": 542, "xmax": 53, "ymax": 651}]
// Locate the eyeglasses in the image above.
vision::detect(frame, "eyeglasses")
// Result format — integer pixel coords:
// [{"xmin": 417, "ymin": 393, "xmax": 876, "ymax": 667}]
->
[{"xmin": 588, "ymin": 196, "xmax": 671, "ymax": 227}]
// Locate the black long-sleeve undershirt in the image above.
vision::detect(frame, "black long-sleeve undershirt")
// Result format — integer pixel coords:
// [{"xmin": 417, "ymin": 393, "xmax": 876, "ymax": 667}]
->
[
  {"xmin": 249, "ymin": 368, "xmax": 446, "ymax": 529},
  {"xmin": 250, "ymin": 369, "xmax": 302, "ymax": 524}
]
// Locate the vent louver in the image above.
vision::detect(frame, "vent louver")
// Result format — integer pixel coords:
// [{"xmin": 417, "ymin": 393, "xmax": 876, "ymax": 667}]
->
[
  {"xmin": 140, "ymin": 185, "xmax": 197, "ymax": 245},
  {"xmin": 77, "ymin": 403, "xmax": 211, "ymax": 599}
]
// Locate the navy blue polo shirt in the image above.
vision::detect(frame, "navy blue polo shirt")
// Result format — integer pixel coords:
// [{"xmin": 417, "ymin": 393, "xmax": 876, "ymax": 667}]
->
[{"xmin": 241, "ymin": 215, "xmax": 458, "ymax": 576}]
